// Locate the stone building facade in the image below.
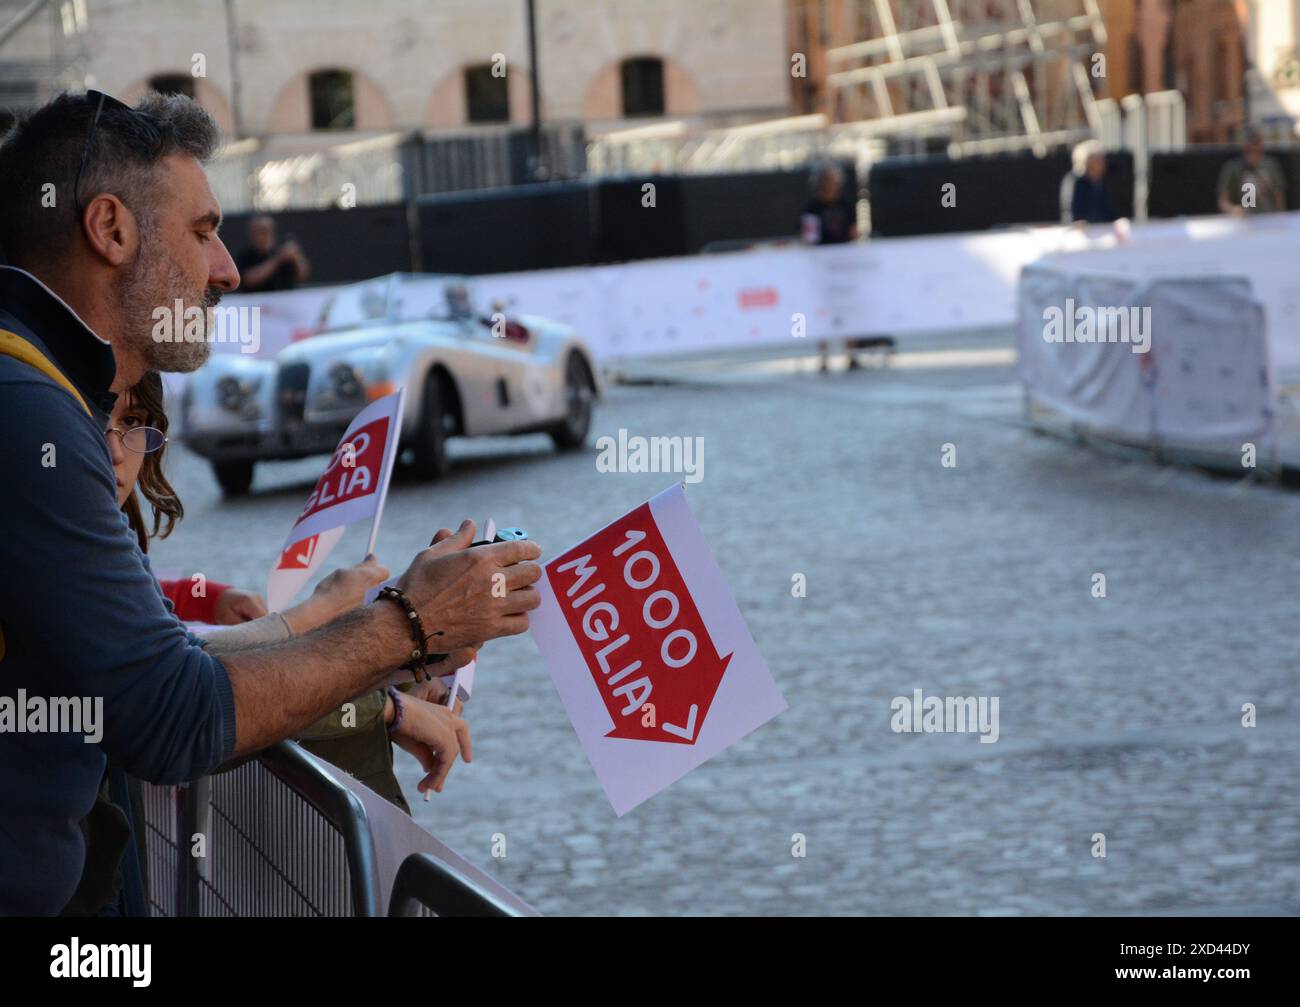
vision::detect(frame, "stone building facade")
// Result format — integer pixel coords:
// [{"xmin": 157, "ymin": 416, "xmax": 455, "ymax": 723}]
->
[{"xmin": 5, "ymin": 0, "xmax": 792, "ymax": 139}]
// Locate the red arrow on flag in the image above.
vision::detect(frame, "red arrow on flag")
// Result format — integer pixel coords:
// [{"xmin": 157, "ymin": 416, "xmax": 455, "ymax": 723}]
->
[
  {"xmin": 546, "ymin": 502, "xmax": 731, "ymax": 746},
  {"xmin": 276, "ymin": 533, "xmax": 319, "ymax": 571}
]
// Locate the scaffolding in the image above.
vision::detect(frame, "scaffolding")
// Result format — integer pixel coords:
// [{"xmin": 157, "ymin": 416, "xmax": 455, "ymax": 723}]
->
[
  {"xmin": 0, "ymin": 0, "xmax": 90, "ymax": 125},
  {"xmin": 588, "ymin": 2, "xmax": 1143, "ymax": 180},
  {"xmin": 824, "ymin": 0, "xmax": 1108, "ymax": 157}
]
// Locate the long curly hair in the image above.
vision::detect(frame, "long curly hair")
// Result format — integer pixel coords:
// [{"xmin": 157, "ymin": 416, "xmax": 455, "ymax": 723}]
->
[{"xmin": 120, "ymin": 370, "xmax": 184, "ymax": 553}]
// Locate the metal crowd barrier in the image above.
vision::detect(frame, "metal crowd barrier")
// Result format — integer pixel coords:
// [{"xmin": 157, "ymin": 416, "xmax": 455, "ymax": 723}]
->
[
  {"xmin": 388, "ymin": 853, "xmax": 524, "ymax": 918},
  {"xmin": 140, "ymin": 741, "xmax": 531, "ymax": 917}
]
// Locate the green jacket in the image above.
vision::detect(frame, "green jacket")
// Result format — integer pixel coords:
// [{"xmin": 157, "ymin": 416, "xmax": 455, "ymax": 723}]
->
[{"xmin": 297, "ymin": 689, "xmax": 411, "ymax": 816}]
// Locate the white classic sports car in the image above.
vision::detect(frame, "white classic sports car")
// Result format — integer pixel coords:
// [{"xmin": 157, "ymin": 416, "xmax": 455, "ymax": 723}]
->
[{"xmin": 181, "ymin": 273, "xmax": 601, "ymax": 495}]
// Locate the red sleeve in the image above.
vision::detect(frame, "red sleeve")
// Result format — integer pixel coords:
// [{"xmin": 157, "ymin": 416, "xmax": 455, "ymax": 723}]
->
[{"xmin": 158, "ymin": 578, "xmax": 232, "ymax": 624}]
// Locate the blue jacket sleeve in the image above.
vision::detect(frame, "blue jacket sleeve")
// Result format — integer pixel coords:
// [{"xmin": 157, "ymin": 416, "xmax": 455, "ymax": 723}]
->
[{"xmin": 0, "ymin": 382, "xmax": 237, "ymax": 783}]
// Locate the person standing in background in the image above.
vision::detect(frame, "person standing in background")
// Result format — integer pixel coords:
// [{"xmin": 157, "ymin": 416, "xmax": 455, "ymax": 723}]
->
[
  {"xmin": 1069, "ymin": 141, "xmax": 1117, "ymax": 225},
  {"xmin": 236, "ymin": 215, "xmax": 310, "ymax": 292},
  {"xmin": 801, "ymin": 163, "xmax": 859, "ymax": 247},
  {"xmin": 1217, "ymin": 130, "xmax": 1286, "ymax": 217},
  {"xmin": 800, "ymin": 164, "xmax": 865, "ymax": 372}
]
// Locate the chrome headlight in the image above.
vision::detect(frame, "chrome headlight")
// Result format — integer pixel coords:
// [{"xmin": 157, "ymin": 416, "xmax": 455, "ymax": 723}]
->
[
  {"xmin": 329, "ymin": 362, "xmax": 365, "ymax": 400},
  {"xmin": 216, "ymin": 374, "xmax": 262, "ymax": 416}
]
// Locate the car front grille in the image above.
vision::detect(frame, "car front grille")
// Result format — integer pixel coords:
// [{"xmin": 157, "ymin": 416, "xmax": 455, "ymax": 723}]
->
[{"xmin": 278, "ymin": 363, "xmax": 310, "ymax": 423}]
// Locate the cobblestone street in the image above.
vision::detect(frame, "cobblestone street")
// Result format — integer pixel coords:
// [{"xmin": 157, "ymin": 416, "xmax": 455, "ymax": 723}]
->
[{"xmin": 152, "ymin": 345, "xmax": 1300, "ymax": 916}]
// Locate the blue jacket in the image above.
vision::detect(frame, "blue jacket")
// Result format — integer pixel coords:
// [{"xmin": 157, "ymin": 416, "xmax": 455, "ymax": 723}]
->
[
  {"xmin": 1071, "ymin": 174, "xmax": 1116, "ymax": 224},
  {"xmin": 0, "ymin": 266, "xmax": 237, "ymax": 915}
]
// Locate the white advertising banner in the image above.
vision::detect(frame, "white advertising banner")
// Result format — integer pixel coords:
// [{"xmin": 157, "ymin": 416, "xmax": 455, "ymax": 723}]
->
[{"xmin": 211, "ymin": 212, "xmax": 1300, "ymax": 374}]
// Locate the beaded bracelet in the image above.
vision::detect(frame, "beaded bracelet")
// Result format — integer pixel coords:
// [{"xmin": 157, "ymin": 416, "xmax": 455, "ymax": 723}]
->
[
  {"xmin": 375, "ymin": 586, "xmax": 430, "ymax": 676},
  {"xmin": 385, "ymin": 686, "xmax": 405, "ymax": 738}
]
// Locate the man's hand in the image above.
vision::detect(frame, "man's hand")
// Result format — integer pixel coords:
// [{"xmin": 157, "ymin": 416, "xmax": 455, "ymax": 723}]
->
[
  {"xmin": 393, "ymin": 519, "xmax": 542, "ymax": 652},
  {"xmin": 213, "ymin": 588, "xmax": 269, "ymax": 625},
  {"xmin": 390, "ymin": 695, "xmax": 472, "ymax": 796},
  {"xmin": 222, "ymin": 524, "xmax": 535, "ymax": 757}
]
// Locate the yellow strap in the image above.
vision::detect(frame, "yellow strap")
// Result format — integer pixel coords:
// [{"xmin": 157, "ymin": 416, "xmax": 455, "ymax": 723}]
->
[
  {"xmin": 0, "ymin": 328, "xmax": 92, "ymax": 417},
  {"xmin": 0, "ymin": 327, "xmax": 93, "ymax": 663},
  {"xmin": 0, "ymin": 326, "xmax": 96, "ymax": 662}
]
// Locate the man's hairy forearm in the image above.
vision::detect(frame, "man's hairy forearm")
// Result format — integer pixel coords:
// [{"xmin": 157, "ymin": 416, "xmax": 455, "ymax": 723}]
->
[{"xmin": 220, "ymin": 602, "xmax": 407, "ymax": 756}]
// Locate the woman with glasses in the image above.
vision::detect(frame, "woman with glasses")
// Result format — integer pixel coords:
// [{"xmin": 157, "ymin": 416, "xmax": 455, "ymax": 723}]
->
[{"xmin": 107, "ymin": 371, "xmax": 268, "ymax": 624}]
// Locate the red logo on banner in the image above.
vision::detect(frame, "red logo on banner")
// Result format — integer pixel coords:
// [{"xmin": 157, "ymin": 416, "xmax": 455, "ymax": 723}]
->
[
  {"xmin": 295, "ymin": 416, "xmax": 389, "ymax": 524},
  {"xmin": 738, "ymin": 286, "xmax": 778, "ymax": 309},
  {"xmin": 545, "ymin": 503, "xmax": 732, "ymax": 745},
  {"xmin": 276, "ymin": 533, "xmax": 320, "ymax": 570}
]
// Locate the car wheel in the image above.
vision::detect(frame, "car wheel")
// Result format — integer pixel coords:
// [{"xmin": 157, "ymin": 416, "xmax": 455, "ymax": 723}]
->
[
  {"xmin": 408, "ymin": 370, "xmax": 454, "ymax": 479},
  {"xmin": 213, "ymin": 460, "xmax": 254, "ymax": 496},
  {"xmin": 549, "ymin": 352, "xmax": 595, "ymax": 451}
]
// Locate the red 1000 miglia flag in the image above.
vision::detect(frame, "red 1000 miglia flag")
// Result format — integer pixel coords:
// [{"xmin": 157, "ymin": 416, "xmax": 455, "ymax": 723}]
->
[
  {"xmin": 529, "ymin": 483, "xmax": 787, "ymax": 815},
  {"xmin": 266, "ymin": 389, "xmax": 405, "ymax": 612}
]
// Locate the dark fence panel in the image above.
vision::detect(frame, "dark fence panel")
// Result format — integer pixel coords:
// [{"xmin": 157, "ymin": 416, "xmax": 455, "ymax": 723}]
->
[
  {"xmin": 1102, "ymin": 151, "xmax": 1136, "ymax": 220},
  {"xmin": 870, "ymin": 151, "xmax": 1065, "ymax": 236},
  {"xmin": 415, "ymin": 182, "xmax": 595, "ymax": 274},
  {"xmin": 868, "ymin": 150, "xmax": 1135, "ymax": 237},
  {"xmin": 679, "ymin": 165, "xmax": 854, "ymax": 253},
  {"xmin": 1148, "ymin": 147, "xmax": 1300, "ymax": 217},
  {"xmin": 224, "ymin": 204, "xmax": 414, "ymax": 286},
  {"xmin": 592, "ymin": 175, "xmax": 688, "ymax": 263}
]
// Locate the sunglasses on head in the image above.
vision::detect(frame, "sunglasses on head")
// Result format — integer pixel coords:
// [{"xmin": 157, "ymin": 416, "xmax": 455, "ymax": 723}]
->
[{"xmin": 73, "ymin": 89, "xmax": 162, "ymax": 220}]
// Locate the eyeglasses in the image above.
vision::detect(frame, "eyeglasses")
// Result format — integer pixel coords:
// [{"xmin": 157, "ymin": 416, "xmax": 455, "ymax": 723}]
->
[
  {"xmin": 107, "ymin": 425, "xmax": 167, "ymax": 454},
  {"xmin": 73, "ymin": 90, "xmax": 161, "ymax": 221}
]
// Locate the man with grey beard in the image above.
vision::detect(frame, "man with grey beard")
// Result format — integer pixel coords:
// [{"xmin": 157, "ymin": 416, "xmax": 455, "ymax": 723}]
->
[{"xmin": 0, "ymin": 91, "xmax": 543, "ymax": 915}]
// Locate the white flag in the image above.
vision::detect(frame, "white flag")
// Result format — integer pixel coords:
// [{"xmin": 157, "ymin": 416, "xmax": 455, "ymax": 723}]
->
[
  {"xmin": 528, "ymin": 484, "xmax": 786, "ymax": 815},
  {"xmin": 266, "ymin": 389, "xmax": 405, "ymax": 612}
]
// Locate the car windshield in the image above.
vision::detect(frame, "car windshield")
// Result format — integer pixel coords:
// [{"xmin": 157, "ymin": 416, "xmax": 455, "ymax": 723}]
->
[{"xmin": 316, "ymin": 273, "xmax": 474, "ymax": 332}]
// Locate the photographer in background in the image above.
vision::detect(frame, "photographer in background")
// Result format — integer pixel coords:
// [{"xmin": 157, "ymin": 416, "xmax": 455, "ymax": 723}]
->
[{"xmin": 236, "ymin": 214, "xmax": 310, "ymax": 292}]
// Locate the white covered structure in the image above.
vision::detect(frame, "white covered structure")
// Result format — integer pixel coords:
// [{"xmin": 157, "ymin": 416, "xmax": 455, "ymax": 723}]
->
[{"xmin": 1017, "ymin": 264, "xmax": 1274, "ymax": 462}]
